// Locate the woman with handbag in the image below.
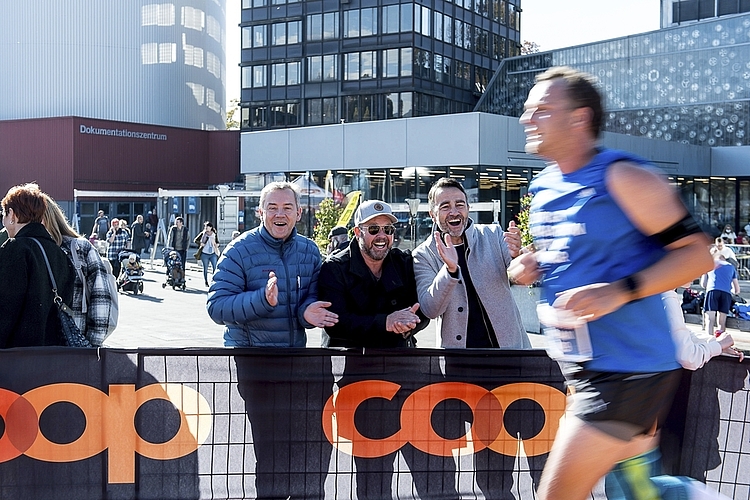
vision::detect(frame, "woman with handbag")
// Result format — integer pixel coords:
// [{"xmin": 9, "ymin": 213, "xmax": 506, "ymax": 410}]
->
[
  {"xmin": 194, "ymin": 221, "xmax": 220, "ymax": 287},
  {"xmin": 42, "ymin": 194, "xmax": 118, "ymax": 346},
  {"xmin": 0, "ymin": 183, "xmax": 75, "ymax": 348}
]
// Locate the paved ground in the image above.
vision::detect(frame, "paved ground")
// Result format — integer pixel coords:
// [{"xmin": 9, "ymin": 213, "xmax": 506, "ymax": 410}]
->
[{"xmin": 104, "ymin": 258, "xmax": 750, "ymax": 358}]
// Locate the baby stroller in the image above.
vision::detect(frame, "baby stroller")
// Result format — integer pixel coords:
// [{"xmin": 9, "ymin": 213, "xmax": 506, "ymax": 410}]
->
[
  {"xmin": 162, "ymin": 247, "xmax": 186, "ymax": 290},
  {"xmin": 117, "ymin": 250, "xmax": 145, "ymax": 295}
]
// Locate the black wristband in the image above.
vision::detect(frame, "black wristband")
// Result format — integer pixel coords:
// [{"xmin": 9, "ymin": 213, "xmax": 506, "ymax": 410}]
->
[
  {"xmin": 448, "ymin": 268, "xmax": 459, "ymax": 279},
  {"xmin": 622, "ymin": 274, "xmax": 640, "ymax": 300}
]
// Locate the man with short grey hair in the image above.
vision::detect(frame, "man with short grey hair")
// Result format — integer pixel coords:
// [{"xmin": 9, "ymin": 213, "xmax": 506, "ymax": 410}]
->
[{"xmin": 207, "ymin": 180, "xmax": 337, "ymax": 499}]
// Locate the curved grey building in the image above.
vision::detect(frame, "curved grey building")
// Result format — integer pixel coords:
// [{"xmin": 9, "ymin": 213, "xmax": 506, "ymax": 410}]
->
[{"xmin": 0, "ymin": 0, "xmax": 227, "ymax": 130}]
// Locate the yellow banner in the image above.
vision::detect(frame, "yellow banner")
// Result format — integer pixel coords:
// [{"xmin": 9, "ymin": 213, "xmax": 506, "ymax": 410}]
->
[{"xmin": 337, "ymin": 191, "xmax": 361, "ymax": 227}]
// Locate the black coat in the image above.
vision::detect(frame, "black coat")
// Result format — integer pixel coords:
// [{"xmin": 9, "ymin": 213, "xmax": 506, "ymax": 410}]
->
[
  {"xmin": 0, "ymin": 223, "xmax": 75, "ymax": 348},
  {"xmin": 318, "ymin": 240, "xmax": 429, "ymax": 348}
]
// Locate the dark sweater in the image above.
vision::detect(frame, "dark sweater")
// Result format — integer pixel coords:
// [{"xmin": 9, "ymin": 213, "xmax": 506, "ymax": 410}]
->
[{"xmin": 0, "ymin": 223, "xmax": 75, "ymax": 347}]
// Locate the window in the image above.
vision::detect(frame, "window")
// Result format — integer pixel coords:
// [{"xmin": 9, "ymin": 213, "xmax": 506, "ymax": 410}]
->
[
  {"xmin": 443, "ymin": 16, "xmax": 452, "ymax": 44},
  {"xmin": 401, "ymin": 47, "xmax": 412, "ymax": 76},
  {"xmin": 307, "ymin": 56, "xmax": 323, "ymax": 81},
  {"xmin": 343, "ymin": 8, "xmax": 377, "ymax": 37},
  {"xmin": 344, "ymin": 52, "xmax": 376, "ymax": 80},
  {"xmin": 242, "ymin": 27, "xmax": 252, "ymax": 48},
  {"xmin": 286, "ymin": 103, "xmax": 300, "ymax": 126},
  {"xmin": 272, "ymin": 63, "xmax": 286, "ymax": 86},
  {"xmin": 323, "ymin": 55, "xmax": 337, "ymax": 81},
  {"xmin": 253, "ymin": 25, "xmax": 267, "ymax": 47},
  {"xmin": 270, "ymin": 104, "xmax": 286, "ymax": 127},
  {"xmin": 307, "ymin": 99, "xmax": 322, "ymax": 124},
  {"xmin": 253, "ymin": 0, "xmax": 266, "ymax": 7},
  {"xmin": 509, "ymin": 3, "xmax": 519, "ymax": 30},
  {"xmin": 476, "ymin": 29, "xmax": 488, "ymax": 55},
  {"xmin": 401, "ymin": 4, "xmax": 413, "ymax": 31},
  {"xmin": 307, "ymin": 14, "xmax": 322, "ymax": 41},
  {"xmin": 272, "ymin": 23, "xmax": 286, "ymax": 45},
  {"xmin": 421, "ymin": 6, "xmax": 431, "ymax": 37},
  {"xmin": 401, "ymin": 93, "xmax": 413, "ymax": 118},
  {"xmin": 414, "ymin": 49, "xmax": 431, "ymax": 80},
  {"xmin": 435, "ymin": 54, "xmax": 450, "ymax": 84},
  {"xmin": 463, "ymin": 23, "xmax": 472, "ymax": 49},
  {"xmin": 385, "ymin": 92, "xmax": 415, "ymax": 119},
  {"xmin": 307, "ymin": 98, "xmax": 338, "ymax": 125},
  {"xmin": 345, "ymin": 53, "xmax": 360, "ymax": 80},
  {"xmin": 434, "ymin": 12, "xmax": 443, "ymax": 41},
  {"xmin": 322, "ymin": 98, "xmax": 337, "ymax": 124},
  {"xmin": 454, "ymin": 20, "xmax": 463, "ymax": 47},
  {"xmin": 252, "ymin": 105, "xmax": 267, "ymax": 128},
  {"xmin": 384, "ymin": 49, "xmax": 399, "ymax": 78},
  {"xmin": 492, "ymin": 34, "xmax": 504, "ymax": 60},
  {"xmin": 360, "ymin": 51, "xmax": 376, "ymax": 79},
  {"xmin": 307, "ymin": 56, "xmax": 336, "ymax": 82},
  {"xmin": 344, "ymin": 10, "xmax": 360, "ymax": 37},
  {"xmin": 253, "ymin": 65, "xmax": 267, "ymax": 87},
  {"xmin": 288, "ymin": 61, "xmax": 301, "ymax": 85},
  {"xmin": 142, "ymin": 4, "xmax": 175, "ymax": 26},
  {"xmin": 361, "ymin": 8, "xmax": 377, "ymax": 36},
  {"xmin": 288, "ymin": 20, "xmax": 301, "ymax": 44},
  {"xmin": 323, "ymin": 12, "xmax": 339, "ymax": 39},
  {"xmin": 455, "ymin": 61, "xmax": 470, "ymax": 89},
  {"xmin": 242, "ymin": 66, "xmax": 253, "ymax": 88},
  {"xmin": 181, "ymin": 6, "xmax": 204, "ymax": 31},
  {"xmin": 385, "ymin": 93, "xmax": 398, "ymax": 118},
  {"xmin": 383, "ymin": 5, "xmax": 399, "ymax": 33}
]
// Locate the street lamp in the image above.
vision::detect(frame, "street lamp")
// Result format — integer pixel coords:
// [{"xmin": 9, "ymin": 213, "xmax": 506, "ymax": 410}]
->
[{"xmin": 405, "ymin": 198, "xmax": 420, "ymax": 249}]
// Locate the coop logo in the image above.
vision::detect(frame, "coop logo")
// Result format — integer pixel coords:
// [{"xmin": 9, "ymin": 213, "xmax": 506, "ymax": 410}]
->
[
  {"xmin": 0, "ymin": 383, "xmax": 211, "ymax": 483},
  {"xmin": 323, "ymin": 381, "xmax": 566, "ymax": 458}
]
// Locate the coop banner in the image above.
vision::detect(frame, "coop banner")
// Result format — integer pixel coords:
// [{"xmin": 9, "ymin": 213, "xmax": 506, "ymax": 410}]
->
[{"xmin": 0, "ymin": 348, "xmax": 744, "ymax": 499}]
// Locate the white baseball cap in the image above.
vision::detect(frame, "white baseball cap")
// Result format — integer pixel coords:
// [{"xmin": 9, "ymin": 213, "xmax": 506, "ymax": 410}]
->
[{"xmin": 354, "ymin": 200, "xmax": 398, "ymax": 226}]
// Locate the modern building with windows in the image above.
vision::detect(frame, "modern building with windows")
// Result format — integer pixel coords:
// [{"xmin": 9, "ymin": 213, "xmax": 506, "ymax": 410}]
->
[
  {"xmin": 663, "ymin": 0, "xmax": 750, "ymax": 26},
  {"xmin": 240, "ymin": 9, "xmax": 750, "ymax": 244},
  {"xmin": 239, "ymin": 0, "xmax": 521, "ymax": 130},
  {"xmin": 475, "ymin": 10, "xmax": 750, "ymax": 238},
  {"xmin": 1, "ymin": 0, "xmax": 228, "ymax": 131}
]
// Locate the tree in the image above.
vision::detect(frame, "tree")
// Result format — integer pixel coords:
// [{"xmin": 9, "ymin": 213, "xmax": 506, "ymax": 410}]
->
[
  {"xmin": 515, "ymin": 193, "xmax": 534, "ymax": 248},
  {"xmin": 226, "ymin": 98, "xmax": 240, "ymax": 130},
  {"xmin": 520, "ymin": 40, "xmax": 541, "ymax": 55},
  {"xmin": 313, "ymin": 198, "xmax": 345, "ymax": 252}
]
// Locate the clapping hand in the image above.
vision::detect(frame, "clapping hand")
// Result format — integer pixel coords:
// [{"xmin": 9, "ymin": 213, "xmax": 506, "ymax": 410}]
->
[
  {"xmin": 265, "ymin": 271, "xmax": 278, "ymax": 307},
  {"xmin": 504, "ymin": 221, "xmax": 522, "ymax": 258},
  {"xmin": 434, "ymin": 232, "xmax": 459, "ymax": 274},
  {"xmin": 386, "ymin": 303, "xmax": 421, "ymax": 337},
  {"xmin": 304, "ymin": 301, "xmax": 339, "ymax": 329}
]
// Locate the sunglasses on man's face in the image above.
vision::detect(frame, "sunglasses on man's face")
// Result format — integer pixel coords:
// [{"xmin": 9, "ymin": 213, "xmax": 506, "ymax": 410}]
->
[{"xmin": 360, "ymin": 224, "xmax": 396, "ymax": 236}]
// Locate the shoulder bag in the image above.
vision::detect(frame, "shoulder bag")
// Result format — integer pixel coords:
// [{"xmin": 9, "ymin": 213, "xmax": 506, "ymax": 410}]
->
[{"xmin": 31, "ymin": 238, "xmax": 93, "ymax": 348}]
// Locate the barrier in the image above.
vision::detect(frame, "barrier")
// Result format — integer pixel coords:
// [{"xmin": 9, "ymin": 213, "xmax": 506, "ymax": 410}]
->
[{"xmin": 0, "ymin": 348, "xmax": 745, "ymax": 499}]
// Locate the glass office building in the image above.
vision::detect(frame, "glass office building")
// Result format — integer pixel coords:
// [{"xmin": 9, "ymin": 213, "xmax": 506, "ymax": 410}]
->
[
  {"xmin": 662, "ymin": 0, "xmax": 750, "ymax": 26},
  {"xmin": 239, "ymin": 0, "xmax": 521, "ymax": 130},
  {"xmin": 476, "ymin": 12, "xmax": 750, "ymax": 237}
]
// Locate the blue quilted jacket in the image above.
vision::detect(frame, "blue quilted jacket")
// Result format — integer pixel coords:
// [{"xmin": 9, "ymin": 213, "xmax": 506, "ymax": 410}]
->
[{"xmin": 207, "ymin": 226, "xmax": 321, "ymax": 347}]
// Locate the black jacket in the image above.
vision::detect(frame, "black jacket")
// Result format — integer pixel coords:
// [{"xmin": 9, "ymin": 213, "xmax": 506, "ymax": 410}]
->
[
  {"xmin": 0, "ymin": 223, "xmax": 75, "ymax": 347},
  {"xmin": 318, "ymin": 240, "xmax": 429, "ymax": 348}
]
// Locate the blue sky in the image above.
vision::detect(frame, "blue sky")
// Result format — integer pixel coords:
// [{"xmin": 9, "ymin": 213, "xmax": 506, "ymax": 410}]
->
[{"xmin": 224, "ymin": 0, "xmax": 662, "ymax": 107}]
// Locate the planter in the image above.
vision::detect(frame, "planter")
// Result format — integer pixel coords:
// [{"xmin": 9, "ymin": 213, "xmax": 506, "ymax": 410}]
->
[{"xmin": 511, "ymin": 285, "xmax": 542, "ymax": 334}]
